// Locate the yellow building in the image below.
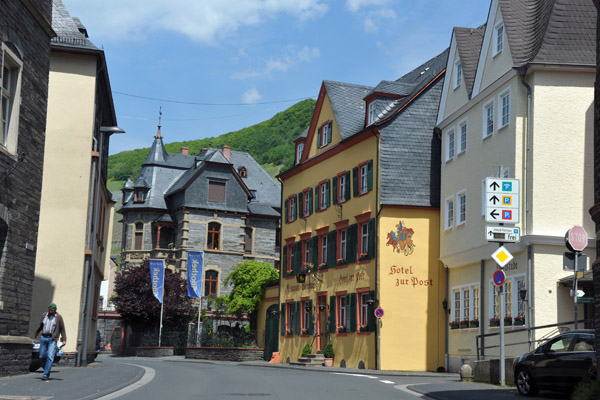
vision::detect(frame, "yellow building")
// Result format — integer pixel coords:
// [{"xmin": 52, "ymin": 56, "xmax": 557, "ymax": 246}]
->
[
  {"xmin": 437, "ymin": 0, "xmax": 596, "ymax": 372},
  {"xmin": 29, "ymin": 0, "xmax": 122, "ymax": 366},
  {"xmin": 278, "ymin": 50, "xmax": 448, "ymax": 371}
]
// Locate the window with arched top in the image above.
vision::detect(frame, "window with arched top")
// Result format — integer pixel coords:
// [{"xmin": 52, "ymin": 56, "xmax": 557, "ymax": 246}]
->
[
  {"xmin": 134, "ymin": 222, "xmax": 144, "ymax": 250},
  {"xmin": 205, "ymin": 270, "xmax": 218, "ymax": 296},
  {"xmin": 207, "ymin": 222, "xmax": 221, "ymax": 250},
  {"xmin": 239, "ymin": 167, "xmax": 247, "ymax": 178}
]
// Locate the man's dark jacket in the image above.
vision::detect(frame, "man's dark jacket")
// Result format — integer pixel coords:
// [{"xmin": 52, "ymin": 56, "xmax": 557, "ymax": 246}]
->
[{"xmin": 35, "ymin": 312, "xmax": 67, "ymax": 342}]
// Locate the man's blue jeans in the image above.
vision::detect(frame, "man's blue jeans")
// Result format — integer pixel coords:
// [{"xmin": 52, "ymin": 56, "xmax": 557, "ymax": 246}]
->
[{"xmin": 39, "ymin": 336, "xmax": 57, "ymax": 377}]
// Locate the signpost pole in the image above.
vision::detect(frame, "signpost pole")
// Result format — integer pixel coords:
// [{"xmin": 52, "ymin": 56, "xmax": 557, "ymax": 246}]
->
[
  {"xmin": 499, "ymin": 280, "xmax": 505, "ymax": 386},
  {"xmin": 573, "ymin": 252, "xmax": 579, "ymax": 329}
]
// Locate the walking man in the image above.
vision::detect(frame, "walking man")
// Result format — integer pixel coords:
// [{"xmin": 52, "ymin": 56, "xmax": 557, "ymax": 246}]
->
[{"xmin": 34, "ymin": 303, "xmax": 66, "ymax": 380}]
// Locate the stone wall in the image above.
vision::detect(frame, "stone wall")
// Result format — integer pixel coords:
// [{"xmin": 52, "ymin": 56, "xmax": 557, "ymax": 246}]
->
[
  {"xmin": 136, "ymin": 347, "xmax": 174, "ymax": 357},
  {"xmin": 0, "ymin": 0, "xmax": 52, "ymax": 377},
  {"xmin": 186, "ymin": 347, "xmax": 264, "ymax": 362}
]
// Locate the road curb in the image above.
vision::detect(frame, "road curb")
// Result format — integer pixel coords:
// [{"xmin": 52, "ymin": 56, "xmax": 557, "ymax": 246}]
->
[{"xmin": 78, "ymin": 362, "xmax": 146, "ymax": 400}]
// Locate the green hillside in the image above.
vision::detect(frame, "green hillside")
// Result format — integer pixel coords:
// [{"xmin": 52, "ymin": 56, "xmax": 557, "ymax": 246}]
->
[{"xmin": 107, "ymin": 98, "xmax": 316, "ymax": 181}]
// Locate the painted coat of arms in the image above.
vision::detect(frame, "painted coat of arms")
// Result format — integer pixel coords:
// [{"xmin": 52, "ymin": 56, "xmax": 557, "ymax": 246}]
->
[{"xmin": 386, "ymin": 221, "xmax": 415, "ymax": 255}]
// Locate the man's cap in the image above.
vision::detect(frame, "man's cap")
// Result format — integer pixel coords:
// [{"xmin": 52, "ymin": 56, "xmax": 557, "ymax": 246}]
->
[{"xmin": 48, "ymin": 303, "xmax": 57, "ymax": 309}]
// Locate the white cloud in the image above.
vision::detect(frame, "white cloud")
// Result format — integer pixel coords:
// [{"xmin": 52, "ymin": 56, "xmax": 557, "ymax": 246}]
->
[
  {"xmin": 231, "ymin": 45, "xmax": 320, "ymax": 79},
  {"xmin": 345, "ymin": 0, "xmax": 389, "ymax": 13},
  {"xmin": 364, "ymin": 8, "xmax": 396, "ymax": 33},
  {"xmin": 242, "ymin": 88, "xmax": 262, "ymax": 104},
  {"xmin": 62, "ymin": 0, "xmax": 329, "ymax": 44}
]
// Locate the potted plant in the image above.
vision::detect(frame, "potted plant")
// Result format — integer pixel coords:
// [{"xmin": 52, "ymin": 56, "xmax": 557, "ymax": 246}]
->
[
  {"xmin": 337, "ymin": 325, "xmax": 346, "ymax": 333},
  {"xmin": 504, "ymin": 316, "xmax": 513, "ymax": 326},
  {"xmin": 449, "ymin": 321, "xmax": 459, "ymax": 330},
  {"xmin": 489, "ymin": 318, "xmax": 500, "ymax": 327},
  {"xmin": 359, "ymin": 325, "xmax": 369, "ymax": 332},
  {"xmin": 469, "ymin": 319, "xmax": 479, "ymax": 328},
  {"xmin": 514, "ymin": 315, "xmax": 525, "ymax": 326},
  {"xmin": 323, "ymin": 342, "xmax": 334, "ymax": 367},
  {"xmin": 286, "ymin": 329, "xmax": 293, "ymax": 336},
  {"xmin": 318, "ymin": 262, "xmax": 327, "ymax": 270},
  {"xmin": 459, "ymin": 320, "xmax": 469, "ymax": 329},
  {"xmin": 359, "ymin": 252, "xmax": 368, "ymax": 261},
  {"xmin": 336, "ymin": 258, "xmax": 346, "ymax": 266},
  {"xmin": 301, "ymin": 344, "xmax": 311, "ymax": 357},
  {"xmin": 301, "ymin": 328, "xmax": 309, "ymax": 335}
]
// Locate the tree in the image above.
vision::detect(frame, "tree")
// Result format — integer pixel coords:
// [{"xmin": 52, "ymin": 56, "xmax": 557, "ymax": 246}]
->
[
  {"xmin": 224, "ymin": 260, "xmax": 279, "ymax": 331},
  {"xmin": 113, "ymin": 260, "xmax": 193, "ymax": 329}
]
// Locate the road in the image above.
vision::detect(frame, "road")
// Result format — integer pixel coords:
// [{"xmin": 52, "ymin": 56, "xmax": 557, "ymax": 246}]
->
[{"xmin": 0, "ymin": 355, "xmax": 572, "ymax": 400}]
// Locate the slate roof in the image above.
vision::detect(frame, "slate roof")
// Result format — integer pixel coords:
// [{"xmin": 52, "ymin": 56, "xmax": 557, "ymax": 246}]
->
[
  {"xmin": 454, "ymin": 26, "xmax": 485, "ymax": 95},
  {"xmin": 51, "ymin": 0, "xmax": 97, "ymax": 50},
  {"xmin": 366, "ymin": 81, "xmax": 416, "ymax": 98},
  {"xmin": 121, "ymin": 134, "xmax": 280, "ymax": 217},
  {"xmin": 498, "ymin": 0, "xmax": 596, "ymax": 67},
  {"xmin": 324, "ymin": 81, "xmax": 372, "ymax": 140}
]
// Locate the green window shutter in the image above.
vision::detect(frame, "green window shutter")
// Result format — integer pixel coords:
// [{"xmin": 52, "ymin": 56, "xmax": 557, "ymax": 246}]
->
[
  {"xmin": 347, "ymin": 224, "xmax": 358, "ymax": 263},
  {"xmin": 310, "ymin": 236, "xmax": 318, "ymax": 267},
  {"xmin": 298, "ymin": 192, "xmax": 304, "ymax": 218},
  {"xmin": 326, "ymin": 180, "xmax": 331, "ymax": 207},
  {"xmin": 367, "ymin": 159, "xmax": 373, "ymax": 191},
  {"xmin": 327, "ymin": 230, "xmax": 337, "ymax": 268},
  {"xmin": 367, "ymin": 291, "xmax": 376, "ymax": 332},
  {"xmin": 327, "ymin": 121, "xmax": 333, "ymax": 143},
  {"xmin": 329, "ymin": 296, "xmax": 336, "ymax": 333},
  {"xmin": 294, "ymin": 302, "xmax": 301, "ymax": 334},
  {"xmin": 332, "ymin": 176, "xmax": 338, "ymax": 204},
  {"xmin": 353, "ymin": 166, "xmax": 359, "ymax": 197},
  {"xmin": 293, "ymin": 241, "xmax": 301, "ymax": 274},
  {"xmin": 284, "ymin": 199, "xmax": 288, "ymax": 224},
  {"xmin": 345, "ymin": 171, "xmax": 351, "ymax": 200},
  {"xmin": 348, "ymin": 293, "xmax": 356, "ymax": 332},
  {"xmin": 308, "ymin": 187, "xmax": 313, "ymax": 216},
  {"xmin": 293, "ymin": 194, "xmax": 298, "ymax": 220},
  {"xmin": 317, "ymin": 126, "xmax": 322, "ymax": 148},
  {"xmin": 308, "ymin": 300, "xmax": 314, "ymax": 334},
  {"xmin": 281, "ymin": 303, "xmax": 286, "ymax": 336},
  {"xmin": 368, "ymin": 218, "xmax": 375, "ymax": 259},
  {"xmin": 314, "ymin": 185, "xmax": 320, "ymax": 211},
  {"xmin": 282, "ymin": 246, "xmax": 287, "ymax": 278}
]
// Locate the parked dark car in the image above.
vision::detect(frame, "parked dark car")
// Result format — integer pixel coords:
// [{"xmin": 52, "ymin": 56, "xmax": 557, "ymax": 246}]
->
[
  {"xmin": 513, "ymin": 329, "xmax": 596, "ymax": 396},
  {"xmin": 96, "ymin": 330, "xmax": 102, "ymax": 352},
  {"xmin": 29, "ymin": 341, "xmax": 62, "ymax": 372}
]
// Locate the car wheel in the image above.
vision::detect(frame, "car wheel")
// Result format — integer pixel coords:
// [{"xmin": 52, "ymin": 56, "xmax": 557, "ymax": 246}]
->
[{"xmin": 515, "ymin": 368, "xmax": 538, "ymax": 396}]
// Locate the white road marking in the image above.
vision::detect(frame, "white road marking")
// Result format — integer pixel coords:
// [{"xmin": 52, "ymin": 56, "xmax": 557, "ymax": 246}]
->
[
  {"xmin": 94, "ymin": 363, "xmax": 155, "ymax": 400},
  {"xmin": 379, "ymin": 380, "xmax": 395, "ymax": 384},
  {"xmin": 332, "ymin": 373, "xmax": 378, "ymax": 379}
]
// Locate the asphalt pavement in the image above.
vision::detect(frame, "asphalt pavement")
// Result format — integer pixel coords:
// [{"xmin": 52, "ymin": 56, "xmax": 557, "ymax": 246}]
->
[{"xmin": 0, "ymin": 354, "xmax": 568, "ymax": 400}]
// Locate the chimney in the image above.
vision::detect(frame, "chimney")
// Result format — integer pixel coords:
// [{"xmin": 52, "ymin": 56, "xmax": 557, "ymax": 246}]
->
[
  {"xmin": 222, "ymin": 145, "xmax": 231, "ymax": 161},
  {"xmin": 201, "ymin": 148, "xmax": 208, "ymax": 152},
  {"xmin": 180, "ymin": 147, "xmax": 189, "ymax": 155}
]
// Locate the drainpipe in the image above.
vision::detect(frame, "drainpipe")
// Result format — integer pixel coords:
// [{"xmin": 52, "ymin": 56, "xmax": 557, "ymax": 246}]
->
[
  {"xmin": 371, "ymin": 127, "xmax": 381, "ymax": 370},
  {"xmin": 518, "ymin": 66, "xmax": 534, "ymax": 350}
]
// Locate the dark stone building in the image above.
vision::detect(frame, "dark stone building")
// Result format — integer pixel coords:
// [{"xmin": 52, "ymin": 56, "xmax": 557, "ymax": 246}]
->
[
  {"xmin": 120, "ymin": 129, "xmax": 281, "ymax": 303},
  {"xmin": 0, "ymin": 0, "xmax": 54, "ymax": 376}
]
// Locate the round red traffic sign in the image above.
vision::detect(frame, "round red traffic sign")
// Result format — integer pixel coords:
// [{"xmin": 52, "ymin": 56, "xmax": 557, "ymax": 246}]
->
[
  {"xmin": 566, "ymin": 225, "xmax": 588, "ymax": 252},
  {"xmin": 493, "ymin": 270, "xmax": 506, "ymax": 287},
  {"xmin": 374, "ymin": 307, "xmax": 384, "ymax": 318}
]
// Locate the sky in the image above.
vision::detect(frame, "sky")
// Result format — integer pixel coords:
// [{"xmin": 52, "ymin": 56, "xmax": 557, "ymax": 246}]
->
[{"xmin": 60, "ymin": 0, "xmax": 490, "ymax": 155}]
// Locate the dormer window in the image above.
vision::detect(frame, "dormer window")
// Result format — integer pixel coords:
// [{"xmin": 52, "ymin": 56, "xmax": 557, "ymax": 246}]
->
[
  {"xmin": 317, "ymin": 121, "xmax": 332, "ymax": 148},
  {"xmin": 494, "ymin": 21, "xmax": 504, "ymax": 56},
  {"xmin": 454, "ymin": 60, "xmax": 462, "ymax": 89},
  {"xmin": 367, "ymin": 102, "xmax": 376, "ymax": 125},
  {"xmin": 296, "ymin": 142, "xmax": 304, "ymax": 164},
  {"xmin": 134, "ymin": 189, "xmax": 145, "ymax": 203},
  {"xmin": 238, "ymin": 167, "xmax": 247, "ymax": 178}
]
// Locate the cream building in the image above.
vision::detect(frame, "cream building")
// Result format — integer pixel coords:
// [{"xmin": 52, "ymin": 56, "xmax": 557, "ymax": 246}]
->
[
  {"xmin": 437, "ymin": 0, "xmax": 596, "ymax": 372},
  {"xmin": 29, "ymin": 0, "xmax": 122, "ymax": 366}
]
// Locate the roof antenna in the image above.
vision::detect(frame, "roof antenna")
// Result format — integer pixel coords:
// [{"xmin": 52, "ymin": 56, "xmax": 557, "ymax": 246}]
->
[{"xmin": 155, "ymin": 106, "xmax": 163, "ymax": 139}]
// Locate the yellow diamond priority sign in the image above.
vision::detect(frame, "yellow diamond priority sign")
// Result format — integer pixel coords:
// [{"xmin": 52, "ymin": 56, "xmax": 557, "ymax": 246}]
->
[{"xmin": 492, "ymin": 246, "xmax": 513, "ymax": 268}]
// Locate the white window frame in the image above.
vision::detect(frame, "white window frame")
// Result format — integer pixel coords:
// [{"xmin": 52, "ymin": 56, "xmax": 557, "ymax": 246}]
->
[
  {"xmin": 454, "ymin": 59, "xmax": 462, "ymax": 89},
  {"xmin": 289, "ymin": 196, "xmax": 297, "ymax": 222},
  {"xmin": 339, "ymin": 174, "xmax": 347, "ymax": 203},
  {"xmin": 493, "ymin": 20, "xmax": 504, "ymax": 57},
  {"xmin": 338, "ymin": 295, "xmax": 347, "ymax": 330},
  {"xmin": 322, "ymin": 123, "xmax": 330, "ymax": 147},
  {"xmin": 321, "ymin": 234, "xmax": 327, "ymax": 264},
  {"xmin": 498, "ymin": 88, "xmax": 511, "ymax": 129},
  {"xmin": 458, "ymin": 119, "xmax": 467, "ymax": 154},
  {"xmin": 1, "ymin": 44, "xmax": 23, "ymax": 155},
  {"xmin": 360, "ymin": 223, "xmax": 368, "ymax": 255},
  {"xmin": 320, "ymin": 182, "xmax": 327, "ymax": 210},
  {"xmin": 360, "ymin": 164, "xmax": 368, "ymax": 194},
  {"xmin": 489, "ymin": 273, "xmax": 526, "ymax": 322},
  {"xmin": 339, "ymin": 229, "xmax": 347, "ymax": 260},
  {"xmin": 445, "ymin": 128, "xmax": 455, "ymax": 162},
  {"xmin": 296, "ymin": 142, "xmax": 304, "ymax": 164},
  {"xmin": 368, "ymin": 101, "xmax": 376, "ymax": 125},
  {"xmin": 451, "ymin": 283, "xmax": 479, "ymax": 324},
  {"xmin": 359, "ymin": 292, "xmax": 369, "ymax": 326},
  {"xmin": 304, "ymin": 191, "xmax": 310, "ymax": 218},
  {"xmin": 445, "ymin": 196, "xmax": 454, "ymax": 230},
  {"xmin": 456, "ymin": 190, "xmax": 466, "ymax": 226},
  {"xmin": 482, "ymin": 100, "xmax": 494, "ymax": 139}
]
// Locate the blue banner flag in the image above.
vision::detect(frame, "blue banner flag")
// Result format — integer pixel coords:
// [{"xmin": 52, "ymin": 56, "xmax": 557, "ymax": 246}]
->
[
  {"xmin": 149, "ymin": 259, "xmax": 165, "ymax": 303},
  {"xmin": 187, "ymin": 251, "xmax": 204, "ymax": 298}
]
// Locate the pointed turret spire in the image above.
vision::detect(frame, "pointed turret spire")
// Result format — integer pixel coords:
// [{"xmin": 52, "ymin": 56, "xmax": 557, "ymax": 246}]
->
[{"xmin": 155, "ymin": 106, "xmax": 163, "ymax": 139}]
